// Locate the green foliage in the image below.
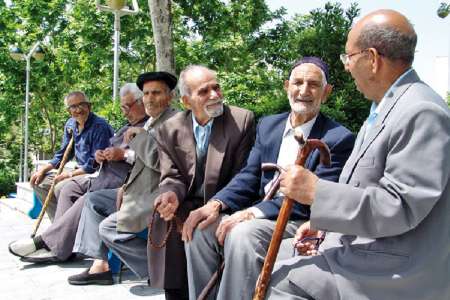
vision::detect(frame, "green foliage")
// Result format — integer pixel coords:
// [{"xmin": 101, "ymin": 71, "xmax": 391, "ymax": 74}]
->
[{"xmin": 0, "ymin": 1, "xmax": 368, "ymax": 195}]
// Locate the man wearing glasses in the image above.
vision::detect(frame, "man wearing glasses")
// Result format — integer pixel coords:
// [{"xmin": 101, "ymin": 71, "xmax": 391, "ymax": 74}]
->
[
  {"xmin": 9, "ymin": 85, "xmax": 147, "ymax": 263},
  {"xmin": 267, "ymin": 10, "xmax": 450, "ymax": 300},
  {"xmin": 30, "ymin": 91, "xmax": 114, "ymax": 221}
]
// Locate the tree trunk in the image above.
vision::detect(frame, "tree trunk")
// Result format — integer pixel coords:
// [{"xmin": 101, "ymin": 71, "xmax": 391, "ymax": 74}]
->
[{"xmin": 148, "ymin": 0, "xmax": 175, "ymax": 74}]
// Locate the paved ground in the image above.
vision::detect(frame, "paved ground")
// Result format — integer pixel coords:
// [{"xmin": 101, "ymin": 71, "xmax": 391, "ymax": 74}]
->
[{"xmin": 0, "ymin": 198, "xmax": 165, "ymax": 300}]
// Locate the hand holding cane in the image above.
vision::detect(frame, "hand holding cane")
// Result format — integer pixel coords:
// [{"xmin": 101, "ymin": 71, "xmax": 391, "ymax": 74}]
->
[
  {"xmin": 31, "ymin": 129, "xmax": 74, "ymax": 238},
  {"xmin": 252, "ymin": 132, "xmax": 331, "ymax": 300},
  {"xmin": 197, "ymin": 165, "xmax": 285, "ymax": 300}
]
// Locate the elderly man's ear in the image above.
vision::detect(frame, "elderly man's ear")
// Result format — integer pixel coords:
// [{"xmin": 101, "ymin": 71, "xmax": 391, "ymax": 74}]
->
[
  {"xmin": 181, "ymin": 95, "xmax": 191, "ymax": 110},
  {"xmin": 322, "ymin": 84, "xmax": 333, "ymax": 104}
]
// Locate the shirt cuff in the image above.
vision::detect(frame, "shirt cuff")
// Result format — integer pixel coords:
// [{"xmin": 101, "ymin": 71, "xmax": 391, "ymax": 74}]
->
[
  {"xmin": 124, "ymin": 149, "xmax": 136, "ymax": 164},
  {"xmin": 209, "ymin": 199, "xmax": 228, "ymax": 211},
  {"xmin": 248, "ymin": 207, "xmax": 265, "ymax": 219}
]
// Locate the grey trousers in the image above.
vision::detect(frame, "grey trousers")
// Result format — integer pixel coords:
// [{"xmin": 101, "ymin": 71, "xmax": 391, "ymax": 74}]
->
[
  {"xmin": 265, "ymin": 249, "xmax": 338, "ymax": 300},
  {"xmin": 100, "ymin": 213, "xmax": 148, "ymax": 279},
  {"xmin": 41, "ymin": 175, "xmax": 91, "ymax": 260},
  {"xmin": 74, "ymin": 188, "xmax": 118, "ymax": 260},
  {"xmin": 34, "ymin": 172, "xmax": 74, "ymax": 222},
  {"xmin": 185, "ymin": 216, "xmax": 303, "ymax": 300}
]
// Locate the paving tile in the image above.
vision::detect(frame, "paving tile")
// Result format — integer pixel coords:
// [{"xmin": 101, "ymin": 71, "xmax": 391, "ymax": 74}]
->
[{"xmin": 0, "ymin": 201, "xmax": 165, "ymax": 300}]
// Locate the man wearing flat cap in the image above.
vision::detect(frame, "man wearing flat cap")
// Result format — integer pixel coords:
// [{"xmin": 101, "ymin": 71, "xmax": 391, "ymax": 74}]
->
[
  {"xmin": 183, "ymin": 57, "xmax": 355, "ymax": 299},
  {"xmin": 68, "ymin": 71, "xmax": 178, "ymax": 285}
]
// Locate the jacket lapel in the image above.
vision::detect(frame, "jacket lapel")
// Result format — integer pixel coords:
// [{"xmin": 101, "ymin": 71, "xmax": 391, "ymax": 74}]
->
[
  {"xmin": 204, "ymin": 109, "xmax": 227, "ymax": 200},
  {"xmin": 180, "ymin": 111, "xmax": 197, "ymax": 192},
  {"xmin": 304, "ymin": 113, "xmax": 326, "ymax": 168},
  {"xmin": 345, "ymin": 70, "xmax": 419, "ymax": 181}
]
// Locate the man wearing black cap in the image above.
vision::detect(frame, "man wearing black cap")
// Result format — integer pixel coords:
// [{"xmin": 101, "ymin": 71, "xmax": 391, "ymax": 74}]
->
[
  {"xmin": 67, "ymin": 71, "xmax": 178, "ymax": 285},
  {"xmin": 183, "ymin": 58, "xmax": 355, "ymax": 299}
]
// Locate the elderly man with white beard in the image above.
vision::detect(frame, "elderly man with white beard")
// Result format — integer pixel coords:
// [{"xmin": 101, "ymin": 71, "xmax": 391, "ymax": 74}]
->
[
  {"xmin": 183, "ymin": 57, "xmax": 356, "ymax": 300},
  {"xmin": 149, "ymin": 65, "xmax": 256, "ymax": 300}
]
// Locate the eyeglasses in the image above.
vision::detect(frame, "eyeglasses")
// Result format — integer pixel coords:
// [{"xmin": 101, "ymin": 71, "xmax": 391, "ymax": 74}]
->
[
  {"xmin": 120, "ymin": 97, "xmax": 142, "ymax": 111},
  {"xmin": 67, "ymin": 102, "xmax": 89, "ymax": 112},
  {"xmin": 340, "ymin": 49, "xmax": 370, "ymax": 65}
]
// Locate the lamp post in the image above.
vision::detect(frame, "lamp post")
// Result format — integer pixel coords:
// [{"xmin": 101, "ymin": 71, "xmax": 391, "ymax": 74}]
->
[
  {"xmin": 95, "ymin": 0, "xmax": 139, "ymax": 101},
  {"xmin": 10, "ymin": 42, "xmax": 45, "ymax": 182}
]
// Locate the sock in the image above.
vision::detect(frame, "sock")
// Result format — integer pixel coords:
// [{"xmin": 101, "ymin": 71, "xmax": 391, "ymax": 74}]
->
[{"xmin": 32, "ymin": 236, "xmax": 50, "ymax": 251}]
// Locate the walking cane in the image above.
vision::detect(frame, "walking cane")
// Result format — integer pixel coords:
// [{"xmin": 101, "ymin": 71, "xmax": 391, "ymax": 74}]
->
[
  {"xmin": 252, "ymin": 132, "xmax": 331, "ymax": 300},
  {"xmin": 31, "ymin": 129, "xmax": 75, "ymax": 238}
]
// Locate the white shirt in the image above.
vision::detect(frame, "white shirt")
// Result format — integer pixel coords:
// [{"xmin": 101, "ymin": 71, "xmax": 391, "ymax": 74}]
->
[{"xmin": 249, "ymin": 114, "xmax": 318, "ymax": 218}]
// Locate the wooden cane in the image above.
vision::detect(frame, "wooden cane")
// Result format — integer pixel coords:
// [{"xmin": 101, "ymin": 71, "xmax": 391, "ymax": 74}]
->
[
  {"xmin": 197, "ymin": 167, "xmax": 284, "ymax": 300},
  {"xmin": 252, "ymin": 133, "xmax": 331, "ymax": 300},
  {"xmin": 31, "ymin": 130, "xmax": 75, "ymax": 238}
]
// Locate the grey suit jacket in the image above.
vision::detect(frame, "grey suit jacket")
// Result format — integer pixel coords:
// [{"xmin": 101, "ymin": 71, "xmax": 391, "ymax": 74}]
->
[
  {"xmin": 116, "ymin": 107, "xmax": 177, "ymax": 233},
  {"xmin": 294, "ymin": 70, "xmax": 450, "ymax": 300}
]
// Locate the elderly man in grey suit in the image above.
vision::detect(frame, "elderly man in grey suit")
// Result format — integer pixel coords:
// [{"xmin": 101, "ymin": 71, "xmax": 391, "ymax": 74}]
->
[
  {"xmin": 68, "ymin": 71, "xmax": 178, "ymax": 286},
  {"xmin": 266, "ymin": 9, "xmax": 450, "ymax": 300}
]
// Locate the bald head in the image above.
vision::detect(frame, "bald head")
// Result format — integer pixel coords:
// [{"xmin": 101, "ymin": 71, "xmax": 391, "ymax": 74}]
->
[{"xmin": 350, "ymin": 9, "xmax": 417, "ymax": 65}]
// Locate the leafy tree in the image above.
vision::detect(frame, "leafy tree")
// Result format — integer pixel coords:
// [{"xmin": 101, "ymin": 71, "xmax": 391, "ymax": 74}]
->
[{"xmin": 0, "ymin": 1, "xmax": 366, "ymax": 196}]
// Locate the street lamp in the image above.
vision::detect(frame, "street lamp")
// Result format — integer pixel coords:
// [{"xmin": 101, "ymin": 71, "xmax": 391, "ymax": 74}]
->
[
  {"xmin": 96, "ymin": 0, "xmax": 139, "ymax": 101},
  {"xmin": 9, "ymin": 42, "xmax": 45, "ymax": 182}
]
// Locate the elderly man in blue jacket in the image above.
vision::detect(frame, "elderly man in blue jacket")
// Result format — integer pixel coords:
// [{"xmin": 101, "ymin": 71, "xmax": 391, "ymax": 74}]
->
[{"xmin": 183, "ymin": 57, "xmax": 355, "ymax": 300}]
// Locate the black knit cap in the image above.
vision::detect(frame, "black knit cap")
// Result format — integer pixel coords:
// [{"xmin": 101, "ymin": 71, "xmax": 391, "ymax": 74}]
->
[
  {"xmin": 136, "ymin": 71, "xmax": 178, "ymax": 91},
  {"xmin": 289, "ymin": 56, "xmax": 330, "ymax": 81}
]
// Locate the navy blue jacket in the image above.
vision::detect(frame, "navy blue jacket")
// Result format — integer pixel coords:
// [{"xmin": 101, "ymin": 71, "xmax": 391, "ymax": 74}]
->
[
  {"xmin": 214, "ymin": 112, "xmax": 355, "ymax": 220},
  {"xmin": 49, "ymin": 112, "xmax": 114, "ymax": 173}
]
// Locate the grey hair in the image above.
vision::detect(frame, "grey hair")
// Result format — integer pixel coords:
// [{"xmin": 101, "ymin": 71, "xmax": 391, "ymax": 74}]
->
[
  {"xmin": 120, "ymin": 83, "xmax": 143, "ymax": 101},
  {"xmin": 64, "ymin": 91, "xmax": 89, "ymax": 107},
  {"xmin": 356, "ymin": 22, "xmax": 417, "ymax": 65},
  {"xmin": 178, "ymin": 65, "xmax": 217, "ymax": 97}
]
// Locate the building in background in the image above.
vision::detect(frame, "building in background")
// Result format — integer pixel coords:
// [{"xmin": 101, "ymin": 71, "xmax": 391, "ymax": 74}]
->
[{"xmin": 432, "ymin": 56, "xmax": 449, "ymax": 100}]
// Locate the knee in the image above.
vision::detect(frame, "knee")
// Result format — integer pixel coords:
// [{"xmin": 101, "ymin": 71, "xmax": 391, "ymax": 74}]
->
[
  {"xmin": 187, "ymin": 224, "xmax": 216, "ymax": 250},
  {"xmin": 226, "ymin": 220, "xmax": 260, "ymax": 246},
  {"xmin": 83, "ymin": 191, "xmax": 98, "ymax": 210}
]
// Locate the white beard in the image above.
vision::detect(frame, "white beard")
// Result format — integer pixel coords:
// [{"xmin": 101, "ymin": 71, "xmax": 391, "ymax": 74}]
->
[{"xmin": 205, "ymin": 100, "xmax": 224, "ymax": 118}]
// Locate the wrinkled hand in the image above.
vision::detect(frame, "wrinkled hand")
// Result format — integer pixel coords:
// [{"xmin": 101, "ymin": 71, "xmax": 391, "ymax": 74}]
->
[
  {"xmin": 293, "ymin": 221, "xmax": 322, "ymax": 256},
  {"xmin": 182, "ymin": 200, "xmax": 222, "ymax": 242},
  {"xmin": 154, "ymin": 191, "xmax": 179, "ymax": 221},
  {"xmin": 216, "ymin": 210, "xmax": 255, "ymax": 246},
  {"xmin": 54, "ymin": 172, "xmax": 70, "ymax": 184},
  {"xmin": 124, "ymin": 127, "xmax": 146, "ymax": 144},
  {"xmin": 95, "ymin": 150, "xmax": 106, "ymax": 164},
  {"xmin": 30, "ymin": 170, "xmax": 46, "ymax": 186},
  {"xmin": 116, "ymin": 186, "xmax": 124, "ymax": 210},
  {"xmin": 279, "ymin": 165, "xmax": 318, "ymax": 205},
  {"xmin": 103, "ymin": 147, "xmax": 125, "ymax": 161}
]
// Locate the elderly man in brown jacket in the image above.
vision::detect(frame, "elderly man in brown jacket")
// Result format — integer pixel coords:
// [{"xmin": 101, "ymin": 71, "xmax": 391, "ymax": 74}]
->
[{"xmin": 151, "ymin": 65, "xmax": 255, "ymax": 300}]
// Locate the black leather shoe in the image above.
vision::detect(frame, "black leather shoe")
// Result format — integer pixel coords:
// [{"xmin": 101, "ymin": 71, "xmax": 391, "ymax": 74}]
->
[{"xmin": 68, "ymin": 269, "xmax": 113, "ymax": 285}]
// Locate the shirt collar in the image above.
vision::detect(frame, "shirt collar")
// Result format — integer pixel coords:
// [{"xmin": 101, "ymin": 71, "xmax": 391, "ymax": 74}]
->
[
  {"xmin": 283, "ymin": 113, "xmax": 318, "ymax": 140},
  {"xmin": 376, "ymin": 68, "xmax": 413, "ymax": 114},
  {"xmin": 192, "ymin": 113, "xmax": 213, "ymax": 131}
]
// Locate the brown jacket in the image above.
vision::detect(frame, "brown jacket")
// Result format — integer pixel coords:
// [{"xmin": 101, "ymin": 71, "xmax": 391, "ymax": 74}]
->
[{"xmin": 148, "ymin": 105, "xmax": 255, "ymax": 289}]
